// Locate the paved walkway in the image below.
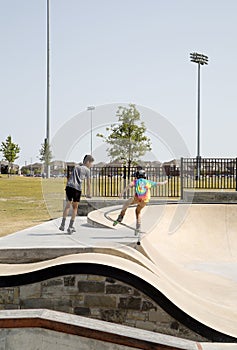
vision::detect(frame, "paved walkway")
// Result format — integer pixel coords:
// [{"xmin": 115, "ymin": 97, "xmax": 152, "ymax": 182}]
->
[{"xmin": 0, "ymin": 216, "xmax": 136, "ymax": 249}]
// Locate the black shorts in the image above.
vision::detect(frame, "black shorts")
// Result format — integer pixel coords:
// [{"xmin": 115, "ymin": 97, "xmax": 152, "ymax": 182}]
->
[{"xmin": 65, "ymin": 186, "xmax": 81, "ymax": 203}]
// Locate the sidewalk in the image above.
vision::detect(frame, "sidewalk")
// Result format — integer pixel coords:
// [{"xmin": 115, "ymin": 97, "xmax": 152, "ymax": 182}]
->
[{"xmin": 0, "ymin": 216, "xmax": 137, "ymax": 249}]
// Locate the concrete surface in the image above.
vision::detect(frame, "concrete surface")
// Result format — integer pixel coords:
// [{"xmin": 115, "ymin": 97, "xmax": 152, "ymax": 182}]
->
[
  {"xmin": 183, "ymin": 190, "xmax": 237, "ymax": 203},
  {"xmin": 0, "ymin": 202, "xmax": 237, "ymax": 344},
  {"xmin": 0, "ymin": 309, "xmax": 236, "ymax": 350},
  {"xmin": 0, "ymin": 215, "xmax": 135, "ymax": 249},
  {"xmin": 0, "ymin": 309, "xmax": 195, "ymax": 350},
  {"xmin": 88, "ymin": 203, "xmax": 237, "ymax": 339}
]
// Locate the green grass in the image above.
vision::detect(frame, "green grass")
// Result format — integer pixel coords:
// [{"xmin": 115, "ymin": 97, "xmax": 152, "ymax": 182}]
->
[
  {"xmin": 41, "ymin": 177, "xmax": 66, "ymax": 219},
  {"xmin": 0, "ymin": 175, "xmax": 50, "ymax": 237}
]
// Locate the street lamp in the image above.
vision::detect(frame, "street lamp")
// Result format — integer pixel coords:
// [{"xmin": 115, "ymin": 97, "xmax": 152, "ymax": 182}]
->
[
  {"xmin": 87, "ymin": 106, "xmax": 95, "ymax": 155},
  {"xmin": 190, "ymin": 52, "xmax": 208, "ymax": 179},
  {"xmin": 45, "ymin": 0, "xmax": 50, "ymax": 178}
]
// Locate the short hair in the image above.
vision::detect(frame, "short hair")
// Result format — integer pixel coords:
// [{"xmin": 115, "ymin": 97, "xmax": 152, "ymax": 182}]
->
[{"xmin": 83, "ymin": 154, "xmax": 94, "ymax": 164}]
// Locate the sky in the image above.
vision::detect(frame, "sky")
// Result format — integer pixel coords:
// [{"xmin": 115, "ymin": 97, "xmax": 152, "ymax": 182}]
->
[{"xmin": 0, "ymin": 0, "xmax": 237, "ymax": 166}]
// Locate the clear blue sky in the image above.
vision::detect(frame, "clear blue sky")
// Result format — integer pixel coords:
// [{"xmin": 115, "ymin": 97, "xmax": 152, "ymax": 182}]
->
[{"xmin": 0, "ymin": 0, "xmax": 237, "ymax": 166}]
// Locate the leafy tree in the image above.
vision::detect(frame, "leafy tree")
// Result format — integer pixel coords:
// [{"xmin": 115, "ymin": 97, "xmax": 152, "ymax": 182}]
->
[
  {"xmin": 21, "ymin": 167, "xmax": 30, "ymax": 176},
  {"xmin": 0, "ymin": 135, "xmax": 20, "ymax": 175},
  {"xmin": 97, "ymin": 104, "xmax": 151, "ymax": 169},
  {"xmin": 39, "ymin": 139, "xmax": 53, "ymax": 177}
]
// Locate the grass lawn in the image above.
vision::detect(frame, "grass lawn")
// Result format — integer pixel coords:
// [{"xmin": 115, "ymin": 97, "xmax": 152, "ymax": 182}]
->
[{"xmin": 0, "ymin": 175, "xmax": 51, "ymax": 237}]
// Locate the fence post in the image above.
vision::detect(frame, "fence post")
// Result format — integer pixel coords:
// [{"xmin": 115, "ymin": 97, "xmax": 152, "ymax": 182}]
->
[
  {"xmin": 123, "ymin": 166, "xmax": 127, "ymax": 198},
  {"xmin": 196, "ymin": 155, "xmax": 201, "ymax": 183},
  {"xmin": 180, "ymin": 157, "xmax": 184, "ymax": 200},
  {"xmin": 236, "ymin": 158, "xmax": 237, "ymax": 191}
]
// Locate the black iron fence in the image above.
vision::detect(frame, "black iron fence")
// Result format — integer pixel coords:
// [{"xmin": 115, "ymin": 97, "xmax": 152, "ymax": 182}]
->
[
  {"xmin": 88, "ymin": 165, "xmax": 180, "ymax": 198},
  {"xmin": 71, "ymin": 158, "xmax": 237, "ymax": 198},
  {"xmin": 181, "ymin": 158, "xmax": 237, "ymax": 193}
]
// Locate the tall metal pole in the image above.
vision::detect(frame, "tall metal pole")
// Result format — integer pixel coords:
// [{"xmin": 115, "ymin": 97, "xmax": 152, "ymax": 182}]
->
[
  {"xmin": 87, "ymin": 106, "xmax": 95, "ymax": 155},
  {"xmin": 46, "ymin": 0, "xmax": 50, "ymax": 178},
  {"xmin": 197, "ymin": 62, "xmax": 201, "ymax": 159},
  {"xmin": 196, "ymin": 62, "xmax": 201, "ymax": 179},
  {"xmin": 190, "ymin": 52, "xmax": 208, "ymax": 180},
  {"xmin": 90, "ymin": 109, "xmax": 92, "ymax": 155}
]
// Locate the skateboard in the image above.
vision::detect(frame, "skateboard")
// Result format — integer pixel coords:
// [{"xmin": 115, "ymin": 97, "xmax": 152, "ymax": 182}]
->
[{"xmin": 106, "ymin": 214, "xmax": 144, "ymax": 245}]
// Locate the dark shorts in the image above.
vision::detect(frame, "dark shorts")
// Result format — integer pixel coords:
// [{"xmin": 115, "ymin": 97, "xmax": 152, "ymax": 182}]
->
[{"xmin": 65, "ymin": 186, "xmax": 81, "ymax": 203}]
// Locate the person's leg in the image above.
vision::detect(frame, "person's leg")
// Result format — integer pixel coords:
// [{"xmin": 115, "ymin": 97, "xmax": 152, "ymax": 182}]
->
[
  {"xmin": 120, "ymin": 197, "xmax": 135, "ymax": 217},
  {"xmin": 113, "ymin": 197, "xmax": 135, "ymax": 225},
  {"xmin": 67, "ymin": 189, "xmax": 81, "ymax": 233},
  {"xmin": 59, "ymin": 200, "xmax": 71, "ymax": 230},
  {"xmin": 68, "ymin": 201, "xmax": 79, "ymax": 231},
  {"xmin": 63, "ymin": 201, "xmax": 71, "ymax": 218},
  {"xmin": 71, "ymin": 201, "xmax": 79, "ymax": 220},
  {"xmin": 135, "ymin": 201, "xmax": 146, "ymax": 230}
]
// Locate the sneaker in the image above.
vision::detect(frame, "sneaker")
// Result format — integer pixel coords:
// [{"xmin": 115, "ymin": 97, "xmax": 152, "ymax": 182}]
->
[
  {"xmin": 67, "ymin": 227, "xmax": 76, "ymax": 234},
  {"xmin": 113, "ymin": 214, "xmax": 123, "ymax": 226},
  {"xmin": 59, "ymin": 225, "xmax": 65, "ymax": 231}
]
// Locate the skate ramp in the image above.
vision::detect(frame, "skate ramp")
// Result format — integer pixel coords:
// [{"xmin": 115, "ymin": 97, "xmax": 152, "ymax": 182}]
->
[
  {"xmin": 0, "ymin": 203, "xmax": 237, "ymax": 342},
  {"xmin": 88, "ymin": 203, "xmax": 237, "ymax": 340},
  {"xmin": 141, "ymin": 204, "xmax": 237, "ymax": 340}
]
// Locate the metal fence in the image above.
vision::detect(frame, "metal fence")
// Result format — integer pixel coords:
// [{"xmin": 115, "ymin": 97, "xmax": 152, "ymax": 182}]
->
[
  {"xmin": 88, "ymin": 165, "xmax": 180, "ymax": 198},
  {"xmin": 73, "ymin": 158, "xmax": 237, "ymax": 199},
  {"xmin": 181, "ymin": 158, "xmax": 237, "ymax": 193}
]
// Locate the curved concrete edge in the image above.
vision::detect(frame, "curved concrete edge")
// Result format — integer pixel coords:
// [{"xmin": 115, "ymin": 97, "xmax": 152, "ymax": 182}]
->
[
  {"xmin": 0, "ymin": 253, "xmax": 236, "ymax": 342},
  {"xmin": 88, "ymin": 204, "xmax": 237, "ymax": 340},
  {"xmin": 139, "ymin": 204, "xmax": 237, "ymax": 340},
  {"xmin": 0, "ymin": 247, "xmax": 156, "ymax": 276},
  {"xmin": 0, "ymin": 309, "xmax": 214, "ymax": 350},
  {"xmin": 87, "ymin": 215, "xmax": 113, "ymax": 228},
  {"xmin": 87, "ymin": 205, "xmax": 122, "ymax": 229},
  {"xmin": 87, "ymin": 204, "xmax": 149, "ymax": 229}
]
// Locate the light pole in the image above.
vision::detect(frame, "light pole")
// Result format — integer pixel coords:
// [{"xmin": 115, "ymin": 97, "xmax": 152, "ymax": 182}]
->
[
  {"xmin": 87, "ymin": 106, "xmax": 95, "ymax": 155},
  {"xmin": 190, "ymin": 52, "xmax": 208, "ymax": 179},
  {"xmin": 46, "ymin": 0, "xmax": 50, "ymax": 178}
]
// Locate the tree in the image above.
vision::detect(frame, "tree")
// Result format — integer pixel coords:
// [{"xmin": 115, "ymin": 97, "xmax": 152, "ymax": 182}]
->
[
  {"xmin": 0, "ymin": 135, "xmax": 20, "ymax": 175},
  {"xmin": 97, "ymin": 104, "xmax": 152, "ymax": 169},
  {"xmin": 39, "ymin": 138, "xmax": 53, "ymax": 176}
]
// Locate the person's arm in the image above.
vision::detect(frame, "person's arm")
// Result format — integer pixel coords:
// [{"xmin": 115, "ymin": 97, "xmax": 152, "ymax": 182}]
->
[
  {"xmin": 118, "ymin": 181, "xmax": 134, "ymax": 198},
  {"xmin": 156, "ymin": 180, "xmax": 168, "ymax": 186},
  {"xmin": 85, "ymin": 177, "xmax": 92, "ymax": 198}
]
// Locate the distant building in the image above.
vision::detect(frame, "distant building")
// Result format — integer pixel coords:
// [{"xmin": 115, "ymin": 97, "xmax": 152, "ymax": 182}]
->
[
  {"xmin": 163, "ymin": 159, "xmax": 180, "ymax": 177},
  {"xmin": 21, "ymin": 163, "xmax": 43, "ymax": 175},
  {"xmin": 94, "ymin": 162, "xmax": 106, "ymax": 167},
  {"xmin": 0, "ymin": 161, "xmax": 19, "ymax": 174},
  {"xmin": 21, "ymin": 160, "xmax": 66, "ymax": 177},
  {"xmin": 50, "ymin": 160, "xmax": 66, "ymax": 176}
]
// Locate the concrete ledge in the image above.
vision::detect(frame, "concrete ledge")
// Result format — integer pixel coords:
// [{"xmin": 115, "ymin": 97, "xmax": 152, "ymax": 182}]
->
[
  {"xmin": 0, "ymin": 309, "xmax": 236, "ymax": 349},
  {"xmin": 0, "ymin": 309, "xmax": 218, "ymax": 350},
  {"xmin": 63, "ymin": 199, "xmax": 125, "ymax": 216},
  {"xmin": 183, "ymin": 190, "xmax": 237, "ymax": 203},
  {"xmin": 0, "ymin": 247, "xmax": 144, "ymax": 264},
  {"xmin": 77, "ymin": 199, "xmax": 178, "ymax": 216},
  {"xmin": 78, "ymin": 199, "xmax": 125, "ymax": 216}
]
